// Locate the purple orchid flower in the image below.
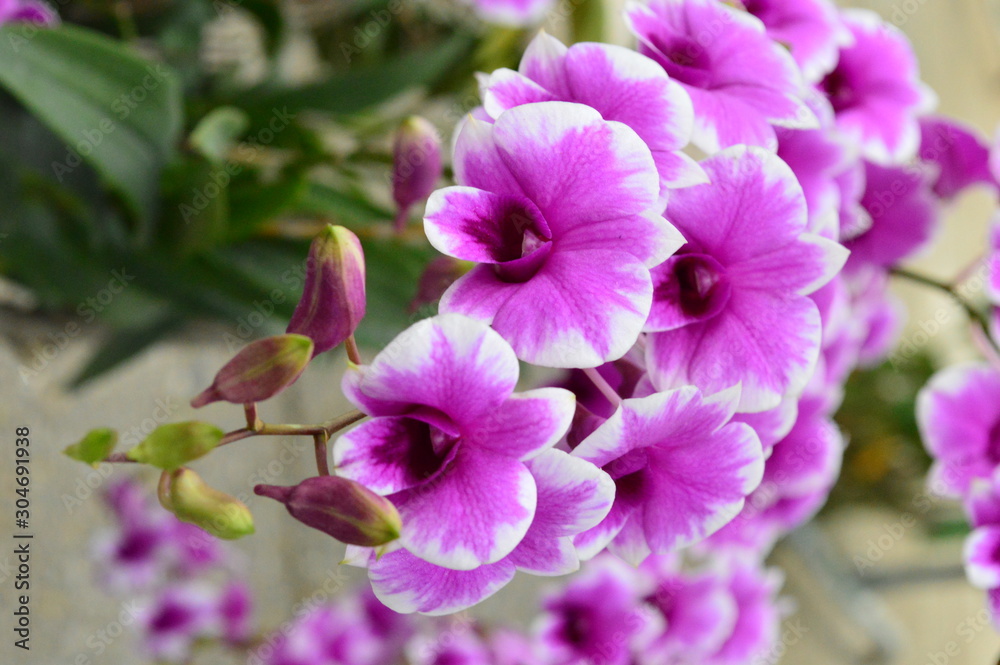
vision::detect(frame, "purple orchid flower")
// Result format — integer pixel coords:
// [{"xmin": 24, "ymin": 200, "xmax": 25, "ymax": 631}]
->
[
  {"xmin": 987, "ymin": 217, "xmax": 1000, "ymax": 308},
  {"xmin": 464, "ymin": 0, "xmax": 554, "ymax": 26},
  {"xmin": 489, "ymin": 629, "xmax": 547, "ymax": 665},
  {"xmin": 409, "ymin": 622, "xmax": 494, "ymax": 665},
  {"xmin": 644, "ymin": 146, "xmax": 848, "ymax": 412},
  {"xmin": 819, "ymin": 9, "xmax": 934, "ymax": 164},
  {"xmin": 704, "ymin": 559, "xmax": 787, "ymax": 665},
  {"xmin": 264, "ymin": 603, "xmax": 386, "ymax": 665},
  {"xmin": 346, "ymin": 448, "xmax": 615, "ymax": 615},
  {"xmin": 842, "ymin": 161, "xmax": 939, "ymax": 271},
  {"xmin": 335, "ymin": 314, "xmax": 577, "ymax": 571},
  {"xmin": 736, "ymin": 0, "xmax": 852, "ymax": 82},
  {"xmin": 961, "ymin": 472, "xmax": 1000, "ymax": 625},
  {"xmin": 775, "ymin": 92, "xmax": 852, "ymax": 236},
  {"xmin": 919, "ymin": 116, "xmax": 999, "ymax": 200},
  {"xmin": 731, "ymin": 397, "xmax": 799, "ymax": 457},
  {"xmin": 625, "ymin": 0, "xmax": 816, "ymax": 153},
  {"xmin": 571, "ymin": 385, "xmax": 764, "ymax": 565},
  {"xmin": 638, "ymin": 555, "xmax": 788, "ymax": 665},
  {"xmin": 425, "ymin": 102, "xmax": 683, "ymax": 368},
  {"xmin": 641, "ymin": 559, "xmax": 738, "ymax": 662},
  {"xmin": 848, "ymin": 270, "xmax": 905, "ymax": 369},
  {"xmin": 139, "ymin": 583, "xmax": 234, "ymax": 663},
  {"xmin": 94, "ymin": 480, "xmax": 224, "ymax": 593},
  {"xmin": 835, "ymin": 159, "xmax": 871, "ymax": 241},
  {"xmin": 479, "ymin": 32, "xmax": 706, "ymax": 203},
  {"xmin": 703, "ymin": 394, "xmax": 844, "ymax": 555},
  {"xmin": 0, "ymin": 0, "xmax": 57, "ymax": 25},
  {"xmin": 537, "ymin": 556, "xmax": 659, "ymax": 665},
  {"xmin": 917, "ymin": 363, "xmax": 1000, "ymax": 497}
]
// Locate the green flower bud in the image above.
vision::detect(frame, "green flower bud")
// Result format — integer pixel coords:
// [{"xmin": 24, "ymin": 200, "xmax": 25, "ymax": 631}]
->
[
  {"xmin": 64, "ymin": 428, "xmax": 117, "ymax": 467},
  {"xmin": 162, "ymin": 468, "xmax": 255, "ymax": 540},
  {"xmin": 125, "ymin": 421, "xmax": 224, "ymax": 470},
  {"xmin": 191, "ymin": 334, "xmax": 314, "ymax": 408}
]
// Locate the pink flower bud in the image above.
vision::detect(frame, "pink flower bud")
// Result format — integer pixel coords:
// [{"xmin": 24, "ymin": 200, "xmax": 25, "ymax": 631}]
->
[
  {"xmin": 286, "ymin": 225, "xmax": 366, "ymax": 356},
  {"xmin": 392, "ymin": 116, "xmax": 442, "ymax": 232},
  {"xmin": 191, "ymin": 334, "xmax": 313, "ymax": 408},
  {"xmin": 409, "ymin": 256, "xmax": 471, "ymax": 314},
  {"xmin": 254, "ymin": 476, "xmax": 401, "ymax": 547},
  {"xmin": 0, "ymin": 0, "xmax": 59, "ymax": 26}
]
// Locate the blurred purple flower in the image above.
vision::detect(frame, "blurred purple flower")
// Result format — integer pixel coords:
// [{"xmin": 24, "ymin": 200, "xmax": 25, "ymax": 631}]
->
[
  {"xmin": 819, "ymin": 9, "xmax": 934, "ymax": 164},
  {"xmin": 626, "ymin": 0, "xmax": 816, "ymax": 153}
]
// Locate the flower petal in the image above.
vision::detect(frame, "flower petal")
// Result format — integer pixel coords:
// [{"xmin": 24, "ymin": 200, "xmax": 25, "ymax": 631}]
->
[
  {"xmin": 335, "ymin": 416, "xmax": 455, "ymax": 495},
  {"xmin": 470, "ymin": 389, "xmax": 576, "ymax": 460},
  {"xmin": 368, "ymin": 548, "xmax": 516, "ymax": 615},
  {"xmin": 646, "ymin": 292, "xmax": 822, "ymax": 412},
  {"xmin": 491, "ymin": 102, "xmax": 659, "ymax": 235},
  {"xmin": 343, "ymin": 314, "xmax": 519, "ymax": 428},
  {"xmin": 391, "ymin": 446, "xmax": 536, "ymax": 569},
  {"xmin": 442, "ymin": 248, "xmax": 654, "ymax": 368}
]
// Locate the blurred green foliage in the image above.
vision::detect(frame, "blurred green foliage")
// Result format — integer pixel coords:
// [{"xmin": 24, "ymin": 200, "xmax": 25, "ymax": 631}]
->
[
  {"xmin": 829, "ymin": 355, "xmax": 968, "ymax": 537},
  {"xmin": 0, "ymin": 0, "xmax": 548, "ymax": 385}
]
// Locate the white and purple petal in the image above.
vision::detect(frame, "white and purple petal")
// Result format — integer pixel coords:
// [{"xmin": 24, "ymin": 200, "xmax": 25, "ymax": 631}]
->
[{"xmin": 389, "ymin": 445, "xmax": 536, "ymax": 570}]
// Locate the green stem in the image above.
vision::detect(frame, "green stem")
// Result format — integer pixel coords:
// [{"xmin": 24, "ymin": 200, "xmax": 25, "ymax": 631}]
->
[
  {"xmin": 103, "ymin": 410, "xmax": 366, "ymax": 464},
  {"xmin": 890, "ymin": 267, "xmax": 997, "ymax": 350}
]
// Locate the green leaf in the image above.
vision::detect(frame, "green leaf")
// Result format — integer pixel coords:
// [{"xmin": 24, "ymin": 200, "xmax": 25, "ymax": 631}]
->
[
  {"xmin": 64, "ymin": 428, "xmax": 117, "ymax": 467},
  {"xmin": 235, "ymin": 33, "xmax": 474, "ymax": 120},
  {"xmin": 228, "ymin": 171, "xmax": 308, "ymax": 240},
  {"xmin": 126, "ymin": 421, "xmax": 224, "ymax": 470},
  {"xmin": 356, "ymin": 237, "xmax": 438, "ymax": 348},
  {"xmin": 189, "ymin": 106, "xmax": 250, "ymax": 163},
  {"xmin": 0, "ymin": 25, "xmax": 183, "ymax": 223},
  {"xmin": 158, "ymin": 155, "xmax": 229, "ymax": 253},
  {"xmin": 297, "ymin": 182, "xmax": 391, "ymax": 229}
]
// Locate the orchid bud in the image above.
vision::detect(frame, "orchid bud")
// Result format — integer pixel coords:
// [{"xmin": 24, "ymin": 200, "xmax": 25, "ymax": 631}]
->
[
  {"xmin": 286, "ymin": 225, "xmax": 366, "ymax": 356},
  {"xmin": 64, "ymin": 428, "xmax": 117, "ymax": 467},
  {"xmin": 162, "ymin": 469, "xmax": 255, "ymax": 540},
  {"xmin": 255, "ymin": 476, "xmax": 401, "ymax": 547},
  {"xmin": 392, "ymin": 116, "xmax": 442, "ymax": 232},
  {"xmin": 191, "ymin": 334, "xmax": 313, "ymax": 408},
  {"xmin": 409, "ymin": 256, "xmax": 472, "ymax": 314},
  {"xmin": 126, "ymin": 421, "xmax": 224, "ymax": 470}
]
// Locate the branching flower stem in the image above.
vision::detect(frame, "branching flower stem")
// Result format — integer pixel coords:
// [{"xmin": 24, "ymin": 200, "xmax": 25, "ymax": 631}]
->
[
  {"xmin": 103, "ymin": 409, "xmax": 367, "ymax": 465},
  {"xmin": 890, "ymin": 266, "xmax": 999, "ymax": 354}
]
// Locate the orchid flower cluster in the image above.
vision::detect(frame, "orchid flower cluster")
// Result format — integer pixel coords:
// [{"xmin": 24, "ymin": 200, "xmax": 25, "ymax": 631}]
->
[
  {"xmin": 92, "ymin": 480, "xmax": 254, "ymax": 662},
  {"xmin": 255, "ymin": 553, "xmax": 787, "ymax": 665},
  {"xmin": 94, "ymin": 481, "xmax": 786, "ymax": 665},
  {"xmin": 67, "ymin": 0, "xmax": 1000, "ymax": 660}
]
